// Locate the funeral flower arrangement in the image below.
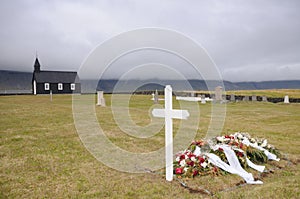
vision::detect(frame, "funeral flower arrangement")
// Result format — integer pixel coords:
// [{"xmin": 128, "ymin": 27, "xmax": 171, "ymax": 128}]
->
[{"xmin": 174, "ymin": 132, "xmax": 280, "ymax": 181}]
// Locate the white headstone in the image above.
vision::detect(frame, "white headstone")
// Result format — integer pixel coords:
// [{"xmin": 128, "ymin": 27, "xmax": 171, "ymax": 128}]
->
[
  {"xmin": 201, "ymin": 95, "xmax": 206, "ymax": 104},
  {"xmin": 154, "ymin": 89, "xmax": 159, "ymax": 104},
  {"xmin": 215, "ymin": 86, "xmax": 223, "ymax": 101},
  {"xmin": 230, "ymin": 94, "xmax": 235, "ymax": 101},
  {"xmin": 252, "ymin": 95, "xmax": 257, "ymax": 101},
  {"xmin": 243, "ymin": 96, "xmax": 249, "ymax": 101},
  {"xmin": 262, "ymin": 96, "xmax": 267, "ymax": 102},
  {"xmin": 284, "ymin": 95, "xmax": 289, "ymax": 103},
  {"xmin": 96, "ymin": 91, "xmax": 106, "ymax": 106},
  {"xmin": 151, "ymin": 93, "xmax": 155, "ymax": 100},
  {"xmin": 50, "ymin": 90, "xmax": 52, "ymax": 101},
  {"xmin": 152, "ymin": 85, "xmax": 189, "ymax": 181}
]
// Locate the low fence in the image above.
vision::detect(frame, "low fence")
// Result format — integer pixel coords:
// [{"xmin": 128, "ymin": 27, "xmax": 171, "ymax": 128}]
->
[{"xmin": 0, "ymin": 90, "xmax": 32, "ymax": 95}]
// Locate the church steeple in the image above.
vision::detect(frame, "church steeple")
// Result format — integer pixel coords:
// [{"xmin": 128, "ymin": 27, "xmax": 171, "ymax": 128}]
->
[{"xmin": 34, "ymin": 57, "xmax": 40, "ymax": 72}]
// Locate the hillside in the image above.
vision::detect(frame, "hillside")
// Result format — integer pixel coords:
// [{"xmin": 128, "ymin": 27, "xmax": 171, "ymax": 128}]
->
[{"xmin": 0, "ymin": 70, "xmax": 299, "ymax": 94}]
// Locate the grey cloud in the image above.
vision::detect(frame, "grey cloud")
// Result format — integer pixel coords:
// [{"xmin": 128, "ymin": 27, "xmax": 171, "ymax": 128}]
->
[{"xmin": 0, "ymin": 0, "xmax": 299, "ymax": 81}]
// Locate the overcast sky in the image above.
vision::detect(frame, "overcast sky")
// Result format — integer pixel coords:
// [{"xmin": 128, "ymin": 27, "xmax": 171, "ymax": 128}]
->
[{"xmin": 0, "ymin": 0, "xmax": 299, "ymax": 82}]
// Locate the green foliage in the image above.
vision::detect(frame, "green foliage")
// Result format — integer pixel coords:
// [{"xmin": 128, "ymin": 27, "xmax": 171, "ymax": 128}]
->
[{"xmin": 246, "ymin": 147, "xmax": 268, "ymax": 164}]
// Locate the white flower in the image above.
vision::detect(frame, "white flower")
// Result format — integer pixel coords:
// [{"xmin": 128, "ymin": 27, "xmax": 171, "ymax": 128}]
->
[
  {"xmin": 250, "ymin": 138, "xmax": 256, "ymax": 143},
  {"xmin": 201, "ymin": 162, "xmax": 208, "ymax": 168},
  {"xmin": 180, "ymin": 160, "xmax": 186, "ymax": 167},
  {"xmin": 261, "ymin": 139, "xmax": 268, "ymax": 147},
  {"xmin": 237, "ymin": 133, "xmax": 243, "ymax": 139},
  {"xmin": 216, "ymin": 136, "xmax": 224, "ymax": 142},
  {"xmin": 191, "ymin": 156, "xmax": 196, "ymax": 162},
  {"xmin": 176, "ymin": 156, "xmax": 180, "ymax": 162},
  {"xmin": 184, "ymin": 167, "xmax": 188, "ymax": 172}
]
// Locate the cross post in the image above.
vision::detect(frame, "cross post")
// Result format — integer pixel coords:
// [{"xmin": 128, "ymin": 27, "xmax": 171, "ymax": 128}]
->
[{"xmin": 152, "ymin": 85, "xmax": 189, "ymax": 181}]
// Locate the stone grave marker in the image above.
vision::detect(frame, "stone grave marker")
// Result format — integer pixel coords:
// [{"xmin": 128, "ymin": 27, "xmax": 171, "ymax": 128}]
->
[
  {"xmin": 96, "ymin": 91, "xmax": 106, "ymax": 106},
  {"xmin": 243, "ymin": 96, "xmax": 249, "ymax": 101},
  {"xmin": 154, "ymin": 89, "xmax": 159, "ymax": 104},
  {"xmin": 50, "ymin": 90, "xmax": 53, "ymax": 101},
  {"xmin": 262, "ymin": 96, "xmax": 267, "ymax": 102},
  {"xmin": 230, "ymin": 94, "xmax": 235, "ymax": 102},
  {"xmin": 284, "ymin": 95, "xmax": 289, "ymax": 103},
  {"xmin": 252, "ymin": 95, "xmax": 257, "ymax": 101},
  {"xmin": 201, "ymin": 95, "xmax": 206, "ymax": 104},
  {"xmin": 152, "ymin": 85, "xmax": 189, "ymax": 181},
  {"xmin": 215, "ymin": 86, "xmax": 223, "ymax": 101}
]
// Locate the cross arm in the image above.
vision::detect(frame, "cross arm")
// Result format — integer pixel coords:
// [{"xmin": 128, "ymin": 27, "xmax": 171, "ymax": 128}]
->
[{"xmin": 152, "ymin": 109, "xmax": 190, "ymax": 119}]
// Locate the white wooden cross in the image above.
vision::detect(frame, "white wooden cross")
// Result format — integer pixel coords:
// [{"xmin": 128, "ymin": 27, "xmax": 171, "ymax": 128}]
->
[{"xmin": 152, "ymin": 85, "xmax": 190, "ymax": 181}]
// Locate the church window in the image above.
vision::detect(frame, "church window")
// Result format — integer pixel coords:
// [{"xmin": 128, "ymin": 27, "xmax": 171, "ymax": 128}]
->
[
  {"xmin": 44, "ymin": 83, "xmax": 49, "ymax": 90},
  {"xmin": 58, "ymin": 83, "xmax": 63, "ymax": 90},
  {"xmin": 71, "ymin": 83, "xmax": 75, "ymax": 90}
]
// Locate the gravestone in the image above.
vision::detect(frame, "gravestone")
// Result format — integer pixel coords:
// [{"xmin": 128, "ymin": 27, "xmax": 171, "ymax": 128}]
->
[
  {"xmin": 50, "ymin": 90, "xmax": 53, "ymax": 101},
  {"xmin": 252, "ymin": 95, "xmax": 257, "ymax": 101},
  {"xmin": 284, "ymin": 95, "xmax": 289, "ymax": 103},
  {"xmin": 262, "ymin": 96, "xmax": 267, "ymax": 102},
  {"xmin": 154, "ymin": 89, "xmax": 159, "ymax": 104},
  {"xmin": 243, "ymin": 96, "xmax": 249, "ymax": 101},
  {"xmin": 215, "ymin": 86, "xmax": 223, "ymax": 101},
  {"xmin": 152, "ymin": 85, "xmax": 189, "ymax": 181},
  {"xmin": 230, "ymin": 94, "xmax": 235, "ymax": 102},
  {"xmin": 201, "ymin": 95, "xmax": 206, "ymax": 104},
  {"xmin": 96, "ymin": 91, "xmax": 106, "ymax": 106},
  {"xmin": 190, "ymin": 92, "xmax": 195, "ymax": 97}
]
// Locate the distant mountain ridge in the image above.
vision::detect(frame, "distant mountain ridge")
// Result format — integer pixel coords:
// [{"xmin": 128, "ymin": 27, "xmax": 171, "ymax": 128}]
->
[{"xmin": 0, "ymin": 70, "xmax": 299, "ymax": 93}]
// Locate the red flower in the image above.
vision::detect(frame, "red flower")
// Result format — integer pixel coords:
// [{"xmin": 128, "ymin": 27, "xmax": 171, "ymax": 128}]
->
[
  {"xmin": 237, "ymin": 152, "xmax": 244, "ymax": 157},
  {"xmin": 188, "ymin": 153, "xmax": 196, "ymax": 159},
  {"xmin": 175, "ymin": 167, "xmax": 183, "ymax": 174},
  {"xmin": 239, "ymin": 143, "xmax": 243, "ymax": 148},
  {"xmin": 187, "ymin": 160, "xmax": 194, "ymax": 166},
  {"xmin": 213, "ymin": 167, "xmax": 218, "ymax": 172},
  {"xmin": 198, "ymin": 156, "xmax": 205, "ymax": 164},
  {"xmin": 193, "ymin": 170, "xmax": 198, "ymax": 177},
  {"xmin": 197, "ymin": 141, "xmax": 205, "ymax": 146},
  {"xmin": 218, "ymin": 147, "xmax": 224, "ymax": 152},
  {"xmin": 180, "ymin": 154, "xmax": 186, "ymax": 160}
]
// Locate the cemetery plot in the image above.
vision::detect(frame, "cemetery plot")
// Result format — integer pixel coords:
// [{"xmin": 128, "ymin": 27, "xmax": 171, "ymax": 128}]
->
[{"xmin": 0, "ymin": 94, "xmax": 299, "ymax": 198}]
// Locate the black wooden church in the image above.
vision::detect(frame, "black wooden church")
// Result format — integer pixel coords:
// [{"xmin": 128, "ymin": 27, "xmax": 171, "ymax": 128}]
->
[{"xmin": 32, "ymin": 58, "xmax": 81, "ymax": 94}]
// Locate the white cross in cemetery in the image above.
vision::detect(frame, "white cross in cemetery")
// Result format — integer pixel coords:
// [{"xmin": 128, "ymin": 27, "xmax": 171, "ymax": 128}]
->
[{"xmin": 152, "ymin": 85, "xmax": 190, "ymax": 181}]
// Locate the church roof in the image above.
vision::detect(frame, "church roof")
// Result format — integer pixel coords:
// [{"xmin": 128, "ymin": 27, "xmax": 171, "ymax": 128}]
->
[
  {"xmin": 34, "ymin": 58, "xmax": 40, "ymax": 68},
  {"xmin": 33, "ymin": 70, "xmax": 80, "ymax": 83}
]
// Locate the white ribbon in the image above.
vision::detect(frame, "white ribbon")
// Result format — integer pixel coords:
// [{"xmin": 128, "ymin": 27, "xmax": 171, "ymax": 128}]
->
[
  {"xmin": 233, "ymin": 147, "xmax": 265, "ymax": 172},
  {"xmin": 207, "ymin": 145, "xmax": 263, "ymax": 184},
  {"xmin": 193, "ymin": 146, "xmax": 201, "ymax": 156},
  {"xmin": 242, "ymin": 138, "xmax": 280, "ymax": 161}
]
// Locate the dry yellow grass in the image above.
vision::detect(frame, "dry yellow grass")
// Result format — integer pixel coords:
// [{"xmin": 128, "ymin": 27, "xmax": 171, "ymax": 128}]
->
[{"xmin": 0, "ymin": 94, "xmax": 299, "ymax": 198}]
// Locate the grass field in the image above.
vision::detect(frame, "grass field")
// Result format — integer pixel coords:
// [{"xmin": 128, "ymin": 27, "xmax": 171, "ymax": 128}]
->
[{"xmin": 0, "ymin": 93, "xmax": 299, "ymax": 198}]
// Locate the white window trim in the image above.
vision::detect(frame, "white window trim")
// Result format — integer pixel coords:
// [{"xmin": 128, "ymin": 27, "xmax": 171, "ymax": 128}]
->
[
  {"xmin": 58, "ymin": 83, "xmax": 63, "ymax": 90},
  {"xmin": 70, "ymin": 83, "xmax": 75, "ymax": 91},
  {"xmin": 44, "ymin": 83, "xmax": 49, "ymax": 90}
]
